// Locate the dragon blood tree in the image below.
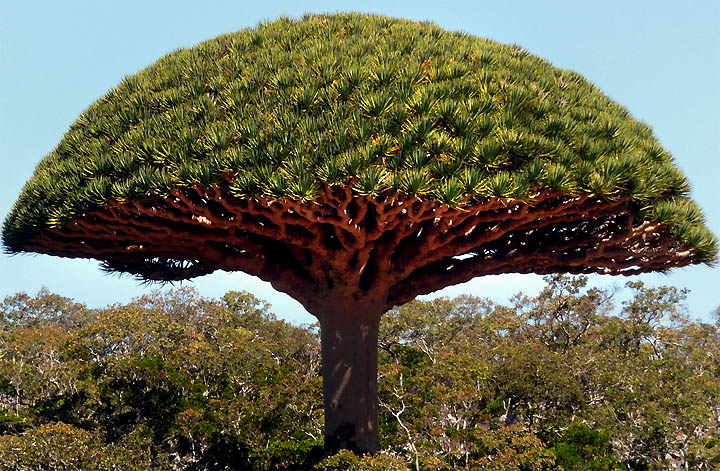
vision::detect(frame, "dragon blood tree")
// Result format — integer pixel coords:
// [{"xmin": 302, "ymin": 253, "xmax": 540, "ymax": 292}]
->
[{"xmin": 2, "ymin": 13, "xmax": 717, "ymax": 454}]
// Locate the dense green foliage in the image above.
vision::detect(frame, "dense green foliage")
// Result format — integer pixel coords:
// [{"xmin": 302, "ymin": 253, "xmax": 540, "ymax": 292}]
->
[
  {"xmin": 3, "ymin": 13, "xmax": 716, "ymax": 261},
  {"xmin": 1, "ymin": 277, "xmax": 719, "ymax": 470}
]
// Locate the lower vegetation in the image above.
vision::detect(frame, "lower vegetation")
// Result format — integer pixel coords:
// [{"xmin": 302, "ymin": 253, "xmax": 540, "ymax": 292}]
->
[{"xmin": 0, "ymin": 275, "xmax": 718, "ymax": 470}]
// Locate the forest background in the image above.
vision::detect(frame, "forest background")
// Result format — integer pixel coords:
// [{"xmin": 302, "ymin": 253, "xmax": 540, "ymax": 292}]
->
[{"xmin": 1, "ymin": 276, "xmax": 719, "ymax": 469}]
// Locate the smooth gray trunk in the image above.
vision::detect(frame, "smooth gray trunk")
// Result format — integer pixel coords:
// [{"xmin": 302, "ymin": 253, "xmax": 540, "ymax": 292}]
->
[{"xmin": 318, "ymin": 303, "xmax": 382, "ymax": 454}]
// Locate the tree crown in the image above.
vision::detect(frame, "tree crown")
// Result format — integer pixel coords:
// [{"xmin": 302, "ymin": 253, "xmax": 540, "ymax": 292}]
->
[{"xmin": 3, "ymin": 13, "xmax": 716, "ymax": 276}]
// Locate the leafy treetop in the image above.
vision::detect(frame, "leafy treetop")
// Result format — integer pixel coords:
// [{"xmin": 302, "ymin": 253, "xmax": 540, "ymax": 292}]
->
[{"xmin": 2, "ymin": 13, "xmax": 716, "ymax": 282}]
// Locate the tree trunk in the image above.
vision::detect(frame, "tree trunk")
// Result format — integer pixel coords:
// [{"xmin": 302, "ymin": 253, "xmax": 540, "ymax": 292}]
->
[{"xmin": 317, "ymin": 301, "xmax": 383, "ymax": 455}]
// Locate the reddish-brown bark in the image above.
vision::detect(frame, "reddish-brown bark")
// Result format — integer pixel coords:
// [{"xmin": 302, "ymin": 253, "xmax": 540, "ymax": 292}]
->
[{"xmin": 24, "ymin": 182, "xmax": 698, "ymax": 311}]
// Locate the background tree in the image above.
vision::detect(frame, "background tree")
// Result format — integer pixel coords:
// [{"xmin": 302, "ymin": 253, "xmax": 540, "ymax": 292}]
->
[
  {"xmin": 1, "ymin": 287, "xmax": 326, "ymax": 470},
  {"xmin": 2, "ymin": 13, "xmax": 717, "ymax": 453}
]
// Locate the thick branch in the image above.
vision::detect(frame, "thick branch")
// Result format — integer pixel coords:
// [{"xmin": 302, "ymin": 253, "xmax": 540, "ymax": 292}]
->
[
  {"xmin": 386, "ymin": 213, "xmax": 697, "ymax": 308},
  {"xmin": 22, "ymin": 183, "xmax": 699, "ymax": 314}
]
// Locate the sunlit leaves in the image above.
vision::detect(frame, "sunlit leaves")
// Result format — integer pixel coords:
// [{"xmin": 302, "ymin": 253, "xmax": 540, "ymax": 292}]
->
[
  {"xmin": 652, "ymin": 198, "xmax": 705, "ymax": 225},
  {"xmin": 486, "ymin": 172, "xmax": 517, "ymax": 198},
  {"xmin": 82, "ymin": 177, "xmax": 111, "ymax": 205},
  {"xmin": 293, "ymin": 87, "xmax": 318, "ymax": 111},
  {"xmin": 543, "ymin": 164, "xmax": 577, "ymax": 194},
  {"xmin": 434, "ymin": 178, "xmax": 466, "ymax": 205},
  {"xmin": 229, "ymin": 173, "xmax": 261, "ymax": 197},
  {"xmin": 459, "ymin": 168, "xmax": 486, "ymax": 194},
  {"xmin": 287, "ymin": 175, "xmax": 319, "ymax": 200},
  {"xmin": 317, "ymin": 157, "xmax": 346, "ymax": 184},
  {"xmin": 354, "ymin": 167, "xmax": 389, "ymax": 195},
  {"xmin": 395, "ymin": 169, "xmax": 433, "ymax": 195},
  {"xmin": 406, "ymin": 89, "xmax": 438, "ymax": 116},
  {"xmin": 474, "ymin": 140, "xmax": 508, "ymax": 169},
  {"xmin": 358, "ymin": 92, "xmax": 393, "ymax": 117}
]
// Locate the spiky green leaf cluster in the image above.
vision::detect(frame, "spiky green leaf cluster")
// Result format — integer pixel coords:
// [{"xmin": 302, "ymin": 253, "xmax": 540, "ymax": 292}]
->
[{"xmin": 2, "ymin": 13, "xmax": 716, "ymax": 262}]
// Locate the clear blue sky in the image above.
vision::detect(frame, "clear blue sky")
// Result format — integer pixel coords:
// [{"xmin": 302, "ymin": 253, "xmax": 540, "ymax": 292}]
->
[{"xmin": 1, "ymin": 0, "xmax": 718, "ymax": 324}]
